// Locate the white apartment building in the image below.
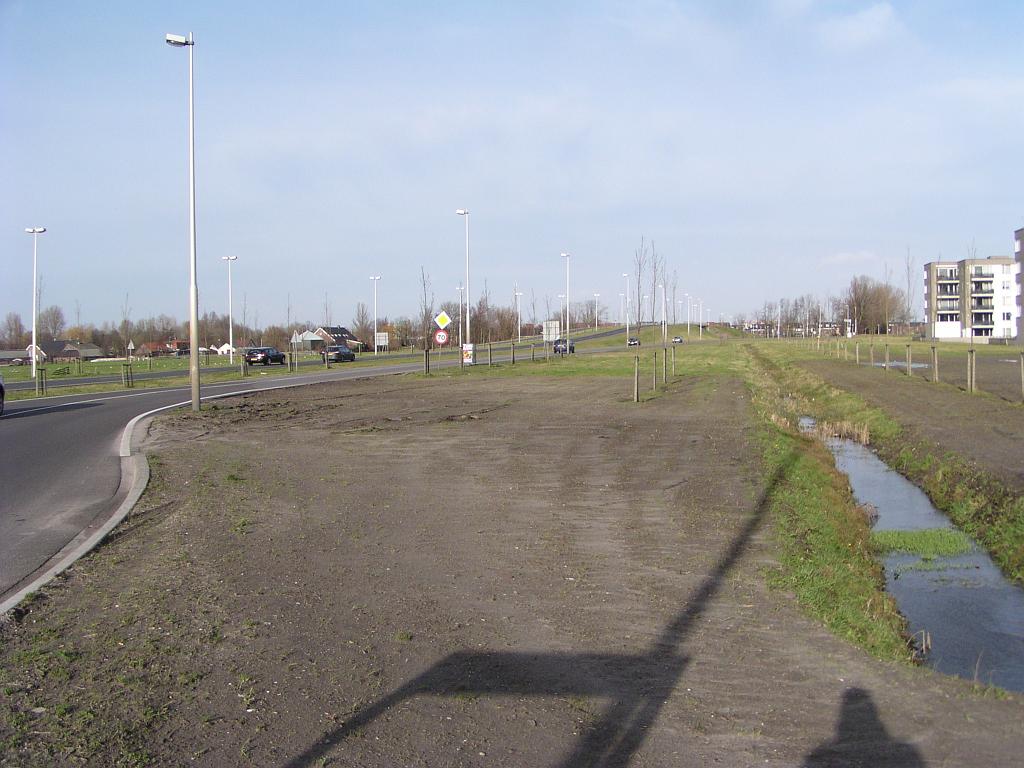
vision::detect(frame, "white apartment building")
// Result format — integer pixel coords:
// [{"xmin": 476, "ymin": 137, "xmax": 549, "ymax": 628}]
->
[
  {"xmin": 1016, "ymin": 228, "xmax": 1024, "ymax": 341},
  {"xmin": 923, "ymin": 255, "xmax": 1020, "ymax": 340}
]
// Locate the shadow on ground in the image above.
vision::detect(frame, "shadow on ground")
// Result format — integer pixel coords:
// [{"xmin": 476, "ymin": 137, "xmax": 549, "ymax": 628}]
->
[{"xmin": 284, "ymin": 445, "xmax": 925, "ymax": 767}]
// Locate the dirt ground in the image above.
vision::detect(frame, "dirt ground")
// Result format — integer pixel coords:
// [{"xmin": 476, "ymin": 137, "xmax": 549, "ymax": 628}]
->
[
  {"xmin": 801, "ymin": 357, "xmax": 1024, "ymax": 492},
  {"xmin": 2, "ymin": 372, "xmax": 1022, "ymax": 767}
]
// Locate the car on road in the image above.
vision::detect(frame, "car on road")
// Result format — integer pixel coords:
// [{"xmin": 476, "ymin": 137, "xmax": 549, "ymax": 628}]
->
[
  {"xmin": 0, "ymin": 371, "xmax": 4, "ymax": 416},
  {"xmin": 627, "ymin": 337, "xmax": 641, "ymax": 347},
  {"xmin": 321, "ymin": 344, "xmax": 356, "ymax": 363},
  {"xmin": 672, "ymin": 336, "xmax": 684, "ymax": 344},
  {"xmin": 244, "ymin": 346, "xmax": 286, "ymax": 365},
  {"xmin": 552, "ymin": 338, "xmax": 575, "ymax": 354}
]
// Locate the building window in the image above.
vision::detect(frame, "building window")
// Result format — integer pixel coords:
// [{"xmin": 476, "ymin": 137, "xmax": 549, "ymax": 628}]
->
[{"xmin": 1004, "ymin": 312, "xmax": 1013, "ymax": 321}]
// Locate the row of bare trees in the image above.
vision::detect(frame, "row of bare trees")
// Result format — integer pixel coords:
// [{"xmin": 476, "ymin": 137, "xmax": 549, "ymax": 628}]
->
[{"xmin": 746, "ymin": 277, "xmax": 914, "ymax": 337}]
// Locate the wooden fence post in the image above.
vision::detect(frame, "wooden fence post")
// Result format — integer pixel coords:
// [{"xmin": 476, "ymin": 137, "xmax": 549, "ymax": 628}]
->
[
  {"xmin": 884, "ymin": 344, "xmax": 889, "ymax": 371},
  {"xmin": 652, "ymin": 351, "xmax": 658, "ymax": 391},
  {"xmin": 906, "ymin": 344, "xmax": 912, "ymax": 376},
  {"xmin": 932, "ymin": 346, "xmax": 938, "ymax": 383}
]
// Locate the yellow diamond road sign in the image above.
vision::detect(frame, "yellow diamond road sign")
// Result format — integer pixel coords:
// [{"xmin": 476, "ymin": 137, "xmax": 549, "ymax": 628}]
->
[{"xmin": 434, "ymin": 311, "xmax": 452, "ymax": 330}]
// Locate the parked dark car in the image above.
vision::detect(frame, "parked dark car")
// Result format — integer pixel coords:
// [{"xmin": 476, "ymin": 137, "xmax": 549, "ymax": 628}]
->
[
  {"xmin": 552, "ymin": 338, "xmax": 575, "ymax": 354},
  {"xmin": 321, "ymin": 344, "xmax": 356, "ymax": 363},
  {"xmin": 627, "ymin": 337, "xmax": 641, "ymax": 347},
  {"xmin": 244, "ymin": 346, "xmax": 286, "ymax": 365}
]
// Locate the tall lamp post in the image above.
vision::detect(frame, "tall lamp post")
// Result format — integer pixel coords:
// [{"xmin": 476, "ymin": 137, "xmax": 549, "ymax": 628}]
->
[
  {"xmin": 456, "ymin": 284, "xmax": 464, "ymax": 348},
  {"xmin": 455, "ymin": 209, "xmax": 471, "ymax": 358},
  {"xmin": 370, "ymin": 275, "xmax": 381, "ymax": 354},
  {"xmin": 221, "ymin": 256, "xmax": 238, "ymax": 363},
  {"xmin": 166, "ymin": 32, "xmax": 200, "ymax": 412},
  {"xmin": 593, "ymin": 293, "xmax": 600, "ymax": 330},
  {"xmin": 623, "ymin": 272, "xmax": 630, "ymax": 344},
  {"xmin": 561, "ymin": 252, "xmax": 570, "ymax": 341},
  {"xmin": 658, "ymin": 283, "xmax": 667, "ymax": 343},
  {"xmin": 24, "ymin": 227, "xmax": 46, "ymax": 379},
  {"xmin": 685, "ymin": 293, "xmax": 691, "ymax": 337},
  {"xmin": 514, "ymin": 289, "xmax": 524, "ymax": 343}
]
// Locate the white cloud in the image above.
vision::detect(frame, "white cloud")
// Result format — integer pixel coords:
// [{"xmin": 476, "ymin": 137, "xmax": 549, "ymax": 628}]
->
[{"xmin": 818, "ymin": 3, "xmax": 902, "ymax": 52}]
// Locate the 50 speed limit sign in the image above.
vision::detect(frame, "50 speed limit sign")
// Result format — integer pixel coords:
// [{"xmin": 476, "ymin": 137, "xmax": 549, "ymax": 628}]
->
[{"xmin": 434, "ymin": 329, "xmax": 449, "ymax": 345}]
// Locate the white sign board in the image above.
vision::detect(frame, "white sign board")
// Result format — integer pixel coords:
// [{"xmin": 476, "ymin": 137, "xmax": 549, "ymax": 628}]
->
[
  {"xmin": 462, "ymin": 343, "xmax": 476, "ymax": 365},
  {"xmin": 434, "ymin": 311, "xmax": 452, "ymax": 330},
  {"xmin": 542, "ymin": 320, "xmax": 561, "ymax": 342},
  {"xmin": 375, "ymin": 331, "xmax": 389, "ymax": 350}
]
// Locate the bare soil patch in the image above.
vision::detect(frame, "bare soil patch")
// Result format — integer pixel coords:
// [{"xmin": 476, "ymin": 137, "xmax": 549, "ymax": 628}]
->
[{"xmin": 2, "ymin": 373, "xmax": 1021, "ymax": 766}]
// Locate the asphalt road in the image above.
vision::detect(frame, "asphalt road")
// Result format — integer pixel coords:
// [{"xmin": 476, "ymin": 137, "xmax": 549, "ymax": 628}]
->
[{"xmin": 0, "ymin": 331, "xmax": 628, "ymax": 604}]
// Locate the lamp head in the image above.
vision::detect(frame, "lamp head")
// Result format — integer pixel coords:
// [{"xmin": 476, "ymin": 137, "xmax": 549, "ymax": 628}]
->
[
  {"xmin": 455, "ymin": 209, "xmax": 468, "ymax": 215},
  {"xmin": 25, "ymin": 227, "xmax": 46, "ymax": 234},
  {"xmin": 165, "ymin": 33, "xmax": 191, "ymax": 47},
  {"xmin": 222, "ymin": 255, "xmax": 238, "ymax": 262}
]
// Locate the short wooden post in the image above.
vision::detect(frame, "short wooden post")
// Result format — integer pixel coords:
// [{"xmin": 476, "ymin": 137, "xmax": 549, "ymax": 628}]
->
[
  {"xmin": 884, "ymin": 344, "xmax": 889, "ymax": 371},
  {"xmin": 662, "ymin": 347, "xmax": 667, "ymax": 383},
  {"xmin": 906, "ymin": 344, "xmax": 912, "ymax": 376},
  {"xmin": 870, "ymin": 344, "xmax": 875, "ymax": 367},
  {"xmin": 633, "ymin": 356, "xmax": 640, "ymax": 403},
  {"xmin": 531, "ymin": 345, "xmax": 535, "ymax": 362},
  {"xmin": 424, "ymin": 348, "xmax": 430, "ymax": 374},
  {"xmin": 931, "ymin": 346, "xmax": 939, "ymax": 383},
  {"xmin": 35, "ymin": 367, "xmax": 47, "ymax": 396},
  {"xmin": 511, "ymin": 341, "xmax": 515, "ymax": 365},
  {"xmin": 967, "ymin": 349, "xmax": 975, "ymax": 393},
  {"xmin": 671, "ymin": 345, "xmax": 676, "ymax": 377},
  {"xmin": 652, "ymin": 351, "xmax": 658, "ymax": 391},
  {"xmin": 242, "ymin": 358, "xmax": 250, "ymax": 376},
  {"xmin": 855, "ymin": 342, "xmax": 860, "ymax": 365},
  {"xmin": 488, "ymin": 343, "xmax": 492, "ymax": 366}
]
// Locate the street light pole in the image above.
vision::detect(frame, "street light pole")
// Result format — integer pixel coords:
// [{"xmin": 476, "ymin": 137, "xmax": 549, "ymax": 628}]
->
[
  {"xmin": 456, "ymin": 209, "xmax": 470, "ymax": 350},
  {"xmin": 685, "ymin": 293, "xmax": 691, "ymax": 337},
  {"xmin": 658, "ymin": 283, "xmax": 666, "ymax": 343},
  {"xmin": 166, "ymin": 31, "xmax": 200, "ymax": 412},
  {"xmin": 24, "ymin": 227, "xmax": 46, "ymax": 379},
  {"xmin": 623, "ymin": 272, "xmax": 630, "ymax": 344},
  {"xmin": 561, "ymin": 253, "xmax": 570, "ymax": 342},
  {"xmin": 457, "ymin": 284, "xmax": 464, "ymax": 348},
  {"xmin": 370, "ymin": 275, "xmax": 381, "ymax": 354},
  {"xmin": 222, "ymin": 256, "xmax": 238, "ymax": 364},
  {"xmin": 593, "ymin": 293, "xmax": 600, "ymax": 330},
  {"xmin": 514, "ymin": 289, "xmax": 524, "ymax": 343}
]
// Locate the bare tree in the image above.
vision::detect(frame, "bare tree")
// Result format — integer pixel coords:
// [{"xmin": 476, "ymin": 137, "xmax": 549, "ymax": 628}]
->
[
  {"xmin": 38, "ymin": 305, "xmax": 67, "ymax": 340},
  {"xmin": 418, "ymin": 267, "xmax": 435, "ymax": 349},
  {"xmin": 2, "ymin": 312, "xmax": 27, "ymax": 349},
  {"xmin": 904, "ymin": 247, "xmax": 917, "ymax": 328},
  {"xmin": 352, "ymin": 302, "xmax": 372, "ymax": 345},
  {"xmin": 633, "ymin": 237, "xmax": 649, "ymax": 327}
]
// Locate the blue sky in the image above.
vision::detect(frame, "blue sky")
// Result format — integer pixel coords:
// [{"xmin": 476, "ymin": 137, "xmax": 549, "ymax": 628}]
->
[{"xmin": 3, "ymin": 0, "xmax": 1023, "ymax": 329}]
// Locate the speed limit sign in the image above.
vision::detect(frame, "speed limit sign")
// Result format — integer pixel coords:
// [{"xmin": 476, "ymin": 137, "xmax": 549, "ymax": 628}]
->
[{"xmin": 434, "ymin": 329, "xmax": 449, "ymax": 345}]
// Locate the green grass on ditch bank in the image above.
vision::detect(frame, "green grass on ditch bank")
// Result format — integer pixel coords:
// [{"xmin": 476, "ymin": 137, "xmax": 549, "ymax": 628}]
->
[
  {"xmin": 752, "ymin": 341, "xmax": 1024, "ymax": 585},
  {"xmin": 870, "ymin": 528, "xmax": 974, "ymax": 558}
]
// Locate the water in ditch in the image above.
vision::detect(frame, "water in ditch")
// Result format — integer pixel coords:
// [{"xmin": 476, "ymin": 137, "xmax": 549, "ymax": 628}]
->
[{"xmin": 803, "ymin": 419, "xmax": 1024, "ymax": 691}]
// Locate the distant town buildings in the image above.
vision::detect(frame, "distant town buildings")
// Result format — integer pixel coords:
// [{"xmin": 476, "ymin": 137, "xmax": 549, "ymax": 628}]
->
[{"xmin": 923, "ymin": 252, "xmax": 1020, "ymax": 341}]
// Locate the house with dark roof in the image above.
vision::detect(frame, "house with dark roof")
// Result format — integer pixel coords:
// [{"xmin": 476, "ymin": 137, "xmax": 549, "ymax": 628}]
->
[{"xmin": 314, "ymin": 326, "xmax": 364, "ymax": 351}]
